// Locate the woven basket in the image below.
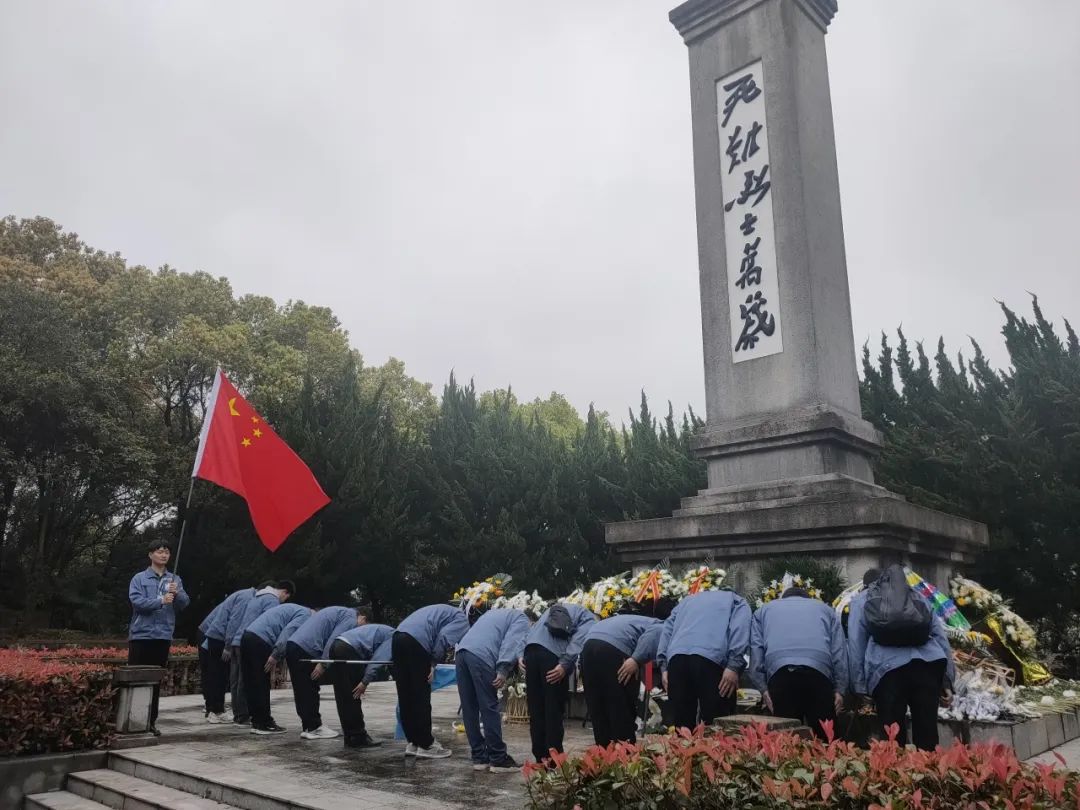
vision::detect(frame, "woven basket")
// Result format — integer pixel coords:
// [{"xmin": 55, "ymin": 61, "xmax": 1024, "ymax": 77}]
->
[{"xmin": 504, "ymin": 695, "xmax": 529, "ymax": 724}]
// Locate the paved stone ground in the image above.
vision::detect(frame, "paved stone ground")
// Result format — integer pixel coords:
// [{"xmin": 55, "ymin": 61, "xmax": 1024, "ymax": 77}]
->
[
  {"xmin": 146, "ymin": 687, "xmax": 1079, "ymax": 809},
  {"xmin": 1030, "ymin": 735, "xmax": 1080, "ymax": 770},
  {"xmin": 150, "ymin": 684, "xmax": 594, "ymax": 809}
]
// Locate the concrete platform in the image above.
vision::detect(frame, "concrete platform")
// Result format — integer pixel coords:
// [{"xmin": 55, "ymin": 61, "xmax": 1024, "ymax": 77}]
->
[{"xmin": 138, "ymin": 684, "xmax": 596, "ymax": 809}]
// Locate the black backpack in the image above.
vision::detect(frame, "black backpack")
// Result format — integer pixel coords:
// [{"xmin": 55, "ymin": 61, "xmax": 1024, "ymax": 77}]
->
[
  {"xmin": 546, "ymin": 604, "xmax": 574, "ymax": 639},
  {"xmin": 864, "ymin": 565, "xmax": 932, "ymax": 647}
]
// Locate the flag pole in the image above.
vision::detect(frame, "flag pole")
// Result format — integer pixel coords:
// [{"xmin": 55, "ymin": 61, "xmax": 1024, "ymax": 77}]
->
[{"xmin": 172, "ymin": 477, "xmax": 196, "ymax": 576}]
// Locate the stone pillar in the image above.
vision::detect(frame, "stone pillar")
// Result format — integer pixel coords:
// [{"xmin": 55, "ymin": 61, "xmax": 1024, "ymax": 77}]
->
[
  {"xmin": 605, "ymin": 0, "xmax": 987, "ymax": 588},
  {"xmin": 673, "ymin": 0, "xmax": 877, "ymax": 490},
  {"xmin": 113, "ymin": 666, "xmax": 164, "ymax": 741}
]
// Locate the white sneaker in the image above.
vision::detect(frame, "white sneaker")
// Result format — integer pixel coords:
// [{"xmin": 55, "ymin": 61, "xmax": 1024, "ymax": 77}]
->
[
  {"xmin": 300, "ymin": 726, "xmax": 340, "ymax": 740},
  {"xmin": 404, "ymin": 743, "xmax": 418, "ymax": 756},
  {"xmin": 415, "ymin": 741, "xmax": 452, "ymax": 759},
  {"xmin": 206, "ymin": 712, "xmax": 229, "ymax": 724}
]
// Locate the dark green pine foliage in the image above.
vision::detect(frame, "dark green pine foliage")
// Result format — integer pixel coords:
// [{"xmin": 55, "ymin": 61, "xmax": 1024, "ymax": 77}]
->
[{"xmin": 860, "ymin": 298, "xmax": 1080, "ymax": 645}]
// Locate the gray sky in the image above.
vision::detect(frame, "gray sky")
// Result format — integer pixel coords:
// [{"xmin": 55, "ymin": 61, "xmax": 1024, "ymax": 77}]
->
[{"xmin": 2, "ymin": 2, "xmax": 1078, "ymax": 422}]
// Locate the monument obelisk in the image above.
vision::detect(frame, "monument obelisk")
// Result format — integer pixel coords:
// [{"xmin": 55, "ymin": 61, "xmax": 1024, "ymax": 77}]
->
[{"xmin": 606, "ymin": 0, "xmax": 986, "ymax": 589}]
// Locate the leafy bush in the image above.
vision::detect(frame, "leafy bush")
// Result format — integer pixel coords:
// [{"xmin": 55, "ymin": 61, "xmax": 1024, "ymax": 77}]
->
[
  {"xmin": 756, "ymin": 556, "xmax": 848, "ymax": 604},
  {"xmin": 524, "ymin": 722, "xmax": 1080, "ymax": 809},
  {"xmin": 0, "ymin": 649, "xmax": 114, "ymax": 756}
]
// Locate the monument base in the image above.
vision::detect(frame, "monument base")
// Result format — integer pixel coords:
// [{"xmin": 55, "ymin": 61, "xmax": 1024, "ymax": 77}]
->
[{"xmin": 605, "ymin": 473, "xmax": 988, "ymax": 590}]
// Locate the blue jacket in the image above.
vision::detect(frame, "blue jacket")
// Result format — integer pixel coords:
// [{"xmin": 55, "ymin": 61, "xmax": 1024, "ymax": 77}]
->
[
  {"xmin": 198, "ymin": 601, "xmax": 226, "ymax": 639},
  {"xmin": 525, "ymin": 603, "xmax": 597, "ymax": 670},
  {"xmin": 338, "ymin": 623, "xmax": 395, "ymax": 658},
  {"xmin": 128, "ymin": 567, "xmax": 189, "ymax": 641},
  {"xmin": 224, "ymin": 588, "xmax": 260, "ymax": 649},
  {"xmin": 749, "ymin": 596, "xmax": 848, "ymax": 692},
  {"xmin": 584, "ymin": 614, "xmax": 663, "ymax": 665},
  {"xmin": 245, "ymin": 603, "xmax": 312, "ymax": 659},
  {"xmin": 338, "ymin": 624, "xmax": 396, "ymax": 685},
  {"xmin": 456, "ymin": 608, "xmax": 532, "ymax": 678},
  {"xmin": 202, "ymin": 589, "xmax": 247, "ymax": 641},
  {"xmin": 397, "ymin": 604, "xmax": 471, "ymax": 664},
  {"xmin": 657, "ymin": 590, "xmax": 750, "ymax": 673},
  {"xmin": 289, "ymin": 606, "xmax": 359, "ymax": 659},
  {"xmin": 847, "ymin": 591, "xmax": 956, "ymax": 695},
  {"xmin": 230, "ymin": 587, "xmax": 280, "ymax": 646}
]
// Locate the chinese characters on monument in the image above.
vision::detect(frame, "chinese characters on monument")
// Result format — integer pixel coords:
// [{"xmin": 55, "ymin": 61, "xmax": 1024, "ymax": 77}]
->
[{"xmin": 718, "ymin": 61, "xmax": 783, "ymax": 363}]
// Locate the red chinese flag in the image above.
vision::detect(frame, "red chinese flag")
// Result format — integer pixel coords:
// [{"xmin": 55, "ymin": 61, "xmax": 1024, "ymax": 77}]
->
[{"xmin": 192, "ymin": 370, "xmax": 330, "ymax": 551}]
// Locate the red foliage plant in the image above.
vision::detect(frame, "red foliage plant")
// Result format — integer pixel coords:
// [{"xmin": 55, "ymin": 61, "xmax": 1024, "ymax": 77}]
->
[
  {"xmin": 0, "ymin": 649, "xmax": 115, "ymax": 756},
  {"xmin": 29, "ymin": 644, "xmax": 198, "ymax": 660},
  {"xmin": 524, "ymin": 721, "xmax": 1080, "ymax": 809}
]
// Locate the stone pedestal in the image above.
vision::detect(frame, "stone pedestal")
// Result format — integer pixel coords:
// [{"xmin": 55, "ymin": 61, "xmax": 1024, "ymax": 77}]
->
[
  {"xmin": 605, "ymin": 0, "xmax": 987, "ymax": 587},
  {"xmin": 112, "ymin": 666, "xmax": 164, "ymax": 742}
]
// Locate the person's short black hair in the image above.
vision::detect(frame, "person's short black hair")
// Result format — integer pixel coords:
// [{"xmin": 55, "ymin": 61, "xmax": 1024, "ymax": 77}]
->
[
  {"xmin": 257, "ymin": 579, "xmax": 277, "ymax": 589},
  {"xmin": 147, "ymin": 539, "xmax": 172, "ymax": 554},
  {"xmin": 277, "ymin": 579, "xmax": 296, "ymax": 599},
  {"xmin": 356, "ymin": 606, "xmax": 373, "ymax": 621},
  {"xmin": 783, "ymin": 586, "xmax": 810, "ymax": 599},
  {"xmin": 863, "ymin": 568, "xmax": 882, "ymax": 587}
]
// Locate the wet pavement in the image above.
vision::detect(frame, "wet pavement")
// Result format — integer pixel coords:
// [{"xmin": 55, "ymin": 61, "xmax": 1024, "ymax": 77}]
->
[{"xmin": 153, "ymin": 684, "xmax": 596, "ymax": 809}]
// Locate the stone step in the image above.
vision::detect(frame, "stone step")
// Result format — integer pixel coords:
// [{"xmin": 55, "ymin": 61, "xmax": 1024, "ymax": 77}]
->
[
  {"xmin": 67, "ymin": 769, "xmax": 242, "ymax": 810},
  {"xmin": 106, "ymin": 753, "xmax": 310, "ymax": 810},
  {"xmin": 25, "ymin": 791, "xmax": 113, "ymax": 810},
  {"xmin": 106, "ymin": 749, "xmax": 442, "ymax": 810}
]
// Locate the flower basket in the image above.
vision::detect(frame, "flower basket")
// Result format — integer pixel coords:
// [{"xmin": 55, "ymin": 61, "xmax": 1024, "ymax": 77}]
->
[{"xmin": 504, "ymin": 695, "xmax": 530, "ymax": 724}]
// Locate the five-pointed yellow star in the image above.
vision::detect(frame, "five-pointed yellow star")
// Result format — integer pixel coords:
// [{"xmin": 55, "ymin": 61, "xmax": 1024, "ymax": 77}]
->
[
  {"xmin": 253, "ymin": 428, "xmax": 263, "ymax": 438},
  {"xmin": 251, "ymin": 416, "xmax": 260, "ymax": 424},
  {"xmin": 241, "ymin": 438, "xmax": 252, "ymax": 447}
]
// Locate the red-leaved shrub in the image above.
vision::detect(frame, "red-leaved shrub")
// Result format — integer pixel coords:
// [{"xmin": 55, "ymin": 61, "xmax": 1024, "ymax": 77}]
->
[
  {"xmin": 525, "ymin": 721, "xmax": 1080, "ymax": 809},
  {"xmin": 0, "ymin": 649, "xmax": 115, "ymax": 756}
]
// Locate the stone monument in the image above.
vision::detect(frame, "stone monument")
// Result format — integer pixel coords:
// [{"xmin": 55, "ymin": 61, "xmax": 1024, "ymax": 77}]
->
[{"xmin": 606, "ymin": 0, "xmax": 987, "ymax": 589}]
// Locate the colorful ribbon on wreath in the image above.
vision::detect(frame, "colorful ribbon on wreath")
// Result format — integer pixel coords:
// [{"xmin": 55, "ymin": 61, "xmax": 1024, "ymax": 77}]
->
[
  {"xmin": 633, "ymin": 570, "xmax": 663, "ymax": 603},
  {"xmin": 687, "ymin": 569, "xmax": 711, "ymax": 595},
  {"xmin": 985, "ymin": 615, "xmax": 1052, "ymax": 686},
  {"xmin": 905, "ymin": 568, "xmax": 971, "ymax": 632}
]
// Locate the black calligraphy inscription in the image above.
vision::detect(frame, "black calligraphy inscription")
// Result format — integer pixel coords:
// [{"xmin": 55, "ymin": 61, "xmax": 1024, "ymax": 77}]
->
[
  {"xmin": 735, "ymin": 238, "xmax": 763, "ymax": 290},
  {"xmin": 724, "ymin": 121, "xmax": 763, "ymax": 174},
  {"xmin": 720, "ymin": 73, "xmax": 762, "ymax": 128},
  {"xmin": 735, "ymin": 291, "xmax": 776, "ymax": 352},
  {"xmin": 725, "ymin": 165, "xmax": 771, "ymax": 212},
  {"xmin": 739, "ymin": 213, "xmax": 758, "ymax": 236}
]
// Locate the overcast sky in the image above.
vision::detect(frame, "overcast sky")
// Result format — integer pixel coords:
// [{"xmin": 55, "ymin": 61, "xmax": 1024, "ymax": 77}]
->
[{"xmin": 2, "ymin": 2, "xmax": 1078, "ymax": 421}]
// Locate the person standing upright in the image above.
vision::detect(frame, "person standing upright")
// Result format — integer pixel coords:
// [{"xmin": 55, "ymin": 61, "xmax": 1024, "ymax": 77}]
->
[
  {"xmin": 580, "ymin": 613, "xmax": 663, "ymax": 746},
  {"xmin": 127, "ymin": 539, "xmax": 189, "ymax": 734},
  {"xmin": 391, "ymin": 603, "xmax": 471, "ymax": 759},
  {"xmin": 523, "ymin": 602, "xmax": 596, "ymax": 764},
  {"xmin": 848, "ymin": 566, "xmax": 955, "ymax": 750},
  {"xmin": 455, "ymin": 607, "xmax": 534, "ymax": 772},
  {"xmin": 749, "ymin": 586, "xmax": 847, "ymax": 739},
  {"xmin": 657, "ymin": 589, "xmax": 751, "ymax": 731}
]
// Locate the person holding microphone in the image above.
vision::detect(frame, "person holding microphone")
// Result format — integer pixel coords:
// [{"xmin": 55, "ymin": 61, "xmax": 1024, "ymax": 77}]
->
[{"xmin": 127, "ymin": 539, "xmax": 189, "ymax": 734}]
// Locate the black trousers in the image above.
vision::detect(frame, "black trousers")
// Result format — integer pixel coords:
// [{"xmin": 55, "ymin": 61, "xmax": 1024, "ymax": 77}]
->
[
  {"xmin": 198, "ymin": 637, "xmax": 228, "ymax": 714},
  {"xmin": 128, "ymin": 639, "xmax": 171, "ymax": 726},
  {"xmin": 581, "ymin": 639, "xmax": 638, "ymax": 747},
  {"xmin": 525, "ymin": 644, "xmax": 569, "ymax": 763},
  {"xmin": 229, "ymin": 644, "xmax": 248, "ymax": 722},
  {"xmin": 330, "ymin": 639, "xmax": 369, "ymax": 741},
  {"xmin": 285, "ymin": 641, "xmax": 324, "ymax": 732},
  {"xmin": 666, "ymin": 654, "xmax": 736, "ymax": 730},
  {"xmin": 241, "ymin": 631, "xmax": 275, "ymax": 727},
  {"xmin": 768, "ymin": 665, "xmax": 835, "ymax": 740},
  {"xmin": 873, "ymin": 658, "xmax": 946, "ymax": 751},
  {"xmin": 392, "ymin": 632, "xmax": 434, "ymax": 748}
]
